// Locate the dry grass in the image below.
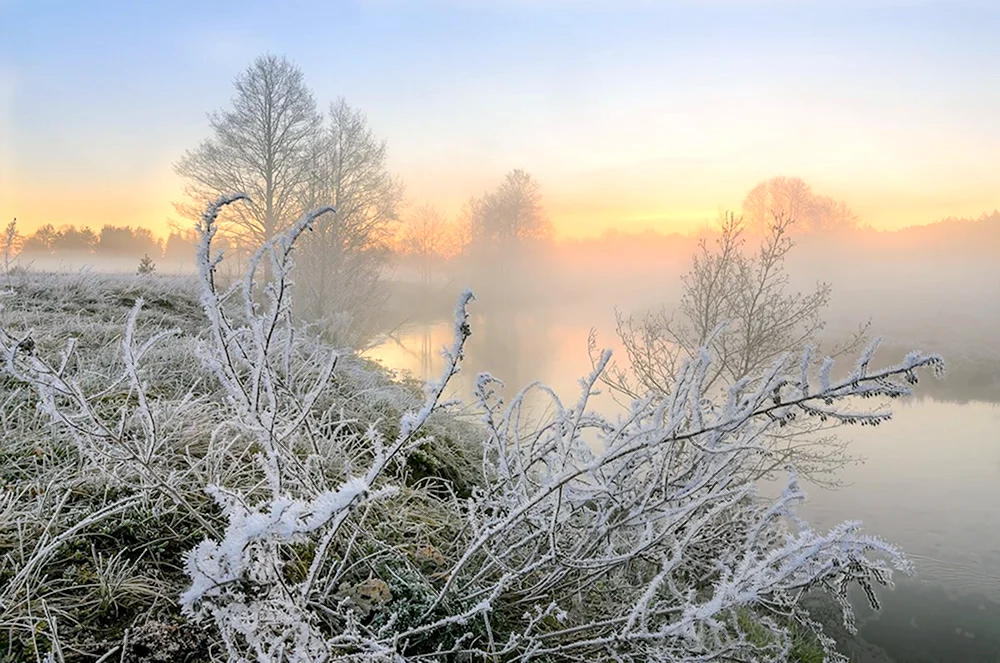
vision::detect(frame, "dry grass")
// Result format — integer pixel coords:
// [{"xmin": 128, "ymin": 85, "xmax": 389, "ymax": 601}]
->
[{"xmin": 0, "ymin": 270, "xmax": 480, "ymax": 662}]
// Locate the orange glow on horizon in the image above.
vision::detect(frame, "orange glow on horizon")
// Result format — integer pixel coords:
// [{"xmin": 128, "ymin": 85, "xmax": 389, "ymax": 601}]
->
[
  {"xmin": 6, "ymin": 178, "xmax": 186, "ymax": 241},
  {"xmin": 5, "ymin": 176, "xmax": 997, "ymax": 244}
]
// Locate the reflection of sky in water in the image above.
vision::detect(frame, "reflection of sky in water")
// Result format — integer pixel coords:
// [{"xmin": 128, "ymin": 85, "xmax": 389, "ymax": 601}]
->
[
  {"xmin": 367, "ymin": 317, "xmax": 1000, "ymax": 662},
  {"xmin": 367, "ymin": 311, "xmax": 628, "ymax": 410},
  {"xmin": 784, "ymin": 400, "xmax": 1000, "ymax": 597}
]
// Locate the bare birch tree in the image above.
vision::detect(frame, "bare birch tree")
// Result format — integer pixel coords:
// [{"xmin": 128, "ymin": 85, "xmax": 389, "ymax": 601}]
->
[
  {"xmin": 466, "ymin": 169, "xmax": 550, "ymax": 251},
  {"xmin": 398, "ymin": 204, "xmax": 454, "ymax": 287},
  {"xmin": 174, "ymin": 54, "xmax": 321, "ymax": 252}
]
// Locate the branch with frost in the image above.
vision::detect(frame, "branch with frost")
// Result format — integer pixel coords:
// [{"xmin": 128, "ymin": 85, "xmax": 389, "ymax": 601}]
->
[
  {"xmin": 0, "ymin": 299, "xmax": 221, "ymax": 539},
  {"xmin": 191, "ymin": 336, "xmax": 935, "ymax": 662},
  {"xmin": 195, "ymin": 195, "xmax": 340, "ymax": 498},
  {"xmin": 180, "ymin": 289, "xmax": 473, "ymax": 661},
  {"xmin": 398, "ymin": 342, "xmax": 942, "ymax": 662},
  {"xmin": 183, "ymin": 196, "xmax": 476, "ymax": 660}
]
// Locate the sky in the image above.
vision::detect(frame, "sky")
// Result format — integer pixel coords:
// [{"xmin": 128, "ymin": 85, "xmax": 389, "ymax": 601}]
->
[{"xmin": 1, "ymin": 0, "xmax": 998, "ymax": 239}]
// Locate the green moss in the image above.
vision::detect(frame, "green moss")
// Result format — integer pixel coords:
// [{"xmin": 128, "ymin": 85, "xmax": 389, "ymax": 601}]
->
[
  {"xmin": 737, "ymin": 607, "xmax": 828, "ymax": 662},
  {"xmin": 405, "ymin": 438, "xmax": 477, "ymax": 500}
]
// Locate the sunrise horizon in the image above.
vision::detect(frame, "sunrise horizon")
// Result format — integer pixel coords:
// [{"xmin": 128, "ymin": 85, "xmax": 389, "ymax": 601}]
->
[{"xmin": 4, "ymin": 177, "xmax": 997, "ymax": 243}]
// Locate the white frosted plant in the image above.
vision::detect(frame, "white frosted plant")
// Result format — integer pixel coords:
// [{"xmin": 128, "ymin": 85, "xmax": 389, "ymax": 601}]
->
[
  {"xmin": 177, "ymin": 198, "xmax": 944, "ymax": 661},
  {"xmin": 179, "ymin": 195, "xmax": 476, "ymax": 661},
  {"xmin": 419, "ymin": 342, "xmax": 943, "ymax": 662}
]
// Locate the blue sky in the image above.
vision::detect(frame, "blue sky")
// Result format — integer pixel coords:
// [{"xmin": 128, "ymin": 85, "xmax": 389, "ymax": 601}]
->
[{"xmin": 1, "ymin": 0, "xmax": 998, "ymax": 237}]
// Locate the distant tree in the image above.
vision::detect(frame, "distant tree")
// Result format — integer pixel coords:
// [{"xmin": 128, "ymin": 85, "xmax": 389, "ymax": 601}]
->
[
  {"xmin": 174, "ymin": 54, "xmax": 321, "ymax": 251},
  {"xmin": 742, "ymin": 177, "xmax": 812, "ymax": 235},
  {"xmin": 134, "ymin": 228, "xmax": 162, "ymax": 257},
  {"xmin": 163, "ymin": 229, "xmax": 199, "ymax": 264},
  {"xmin": 455, "ymin": 170, "xmax": 551, "ymax": 305},
  {"xmin": 95, "ymin": 225, "xmax": 132, "ymax": 255},
  {"xmin": 809, "ymin": 195, "xmax": 858, "ymax": 234},
  {"xmin": 743, "ymin": 176, "xmax": 857, "ymax": 235},
  {"xmin": 454, "ymin": 198, "xmax": 477, "ymax": 255},
  {"xmin": 50, "ymin": 226, "xmax": 97, "ymax": 254},
  {"xmin": 398, "ymin": 204, "xmax": 454, "ymax": 286},
  {"xmin": 21, "ymin": 224, "xmax": 58, "ymax": 254},
  {"xmin": 95, "ymin": 225, "xmax": 161, "ymax": 258},
  {"xmin": 2, "ymin": 219, "xmax": 21, "ymax": 275},
  {"xmin": 295, "ymin": 98, "xmax": 404, "ymax": 340},
  {"xmin": 136, "ymin": 253, "xmax": 157, "ymax": 275},
  {"xmin": 467, "ymin": 169, "xmax": 551, "ymax": 250}
]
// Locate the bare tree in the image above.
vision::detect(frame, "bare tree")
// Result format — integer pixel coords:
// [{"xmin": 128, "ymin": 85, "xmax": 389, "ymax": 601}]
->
[
  {"xmin": 454, "ymin": 196, "xmax": 478, "ymax": 255},
  {"xmin": 174, "ymin": 54, "xmax": 321, "ymax": 251},
  {"xmin": 20, "ymin": 224, "xmax": 58, "ymax": 255},
  {"xmin": 809, "ymin": 194, "xmax": 858, "ymax": 234},
  {"xmin": 466, "ymin": 169, "xmax": 550, "ymax": 251},
  {"xmin": 458, "ymin": 170, "xmax": 551, "ymax": 306},
  {"xmin": 743, "ymin": 176, "xmax": 857, "ymax": 235},
  {"xmin": 398, "ymin": 204, "xmax": 454, "ymax": 287},
  {"xmin": 599, "ymin": 212, "xmax": 869, "ymax": 484},
  {"xmin": 295, "ymin": 98, "xmax": 405, "ymax": 344},
  {"xmin": 1, "ymin": 218, "xmax": 21, "ymax": 277}
]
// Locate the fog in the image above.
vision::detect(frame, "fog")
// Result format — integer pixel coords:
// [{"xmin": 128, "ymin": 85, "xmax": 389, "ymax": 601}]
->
[
  {"xmin": 375, "ymin": 211, "xmax": 999, "ymax": 399},
  {"xmin": 13, "ymin": 196, "xmax": 997, "ymax": 404}
]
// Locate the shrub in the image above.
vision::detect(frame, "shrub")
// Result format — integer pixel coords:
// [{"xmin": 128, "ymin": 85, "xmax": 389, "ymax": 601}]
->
[{"xmin": 137, "ymin": 254, "xmax": 157, "ymax": 275}]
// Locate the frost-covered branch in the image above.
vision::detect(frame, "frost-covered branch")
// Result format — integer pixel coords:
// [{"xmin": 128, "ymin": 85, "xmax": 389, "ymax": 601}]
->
[
  {"xmin": 180, "ymin": 198, "xmax": 943, "ymax": 660},
  {"xmin": 399, "ymin": 342, "xmax": 941, "ymax": 662}
]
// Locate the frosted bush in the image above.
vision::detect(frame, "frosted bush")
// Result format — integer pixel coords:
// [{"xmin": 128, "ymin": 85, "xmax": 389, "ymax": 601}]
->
[{"xmin": 178, "ymin": 196, "xmax": 943, "ymax": 661}]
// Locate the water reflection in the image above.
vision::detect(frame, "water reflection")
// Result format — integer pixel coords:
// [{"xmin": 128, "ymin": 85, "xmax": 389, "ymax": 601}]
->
[{"xmin": 372, "ymin": 303, "xmax": 622, "ymax": 412}]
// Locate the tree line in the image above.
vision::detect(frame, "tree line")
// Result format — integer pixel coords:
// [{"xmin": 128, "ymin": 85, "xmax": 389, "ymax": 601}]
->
[{"xmin": 7, "ymin": 223, "xmax": 163, "ymax": 259}]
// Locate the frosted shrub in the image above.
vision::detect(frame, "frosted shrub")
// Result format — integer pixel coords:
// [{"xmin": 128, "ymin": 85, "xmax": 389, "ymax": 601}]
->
[
  {"xmin": 602, "ymin": 212, "xmax": 873, "ymax": 487},
  {"xmin": 0, "ymin": 194, "xmax": 945, "ymax": 662},
  {"xmin": 429, "ymin": 343, "xmax": 941, "ymax": 661},
  {"xmin": 179, "ymin": 197, "xmax": 943, "ymax": 661}
]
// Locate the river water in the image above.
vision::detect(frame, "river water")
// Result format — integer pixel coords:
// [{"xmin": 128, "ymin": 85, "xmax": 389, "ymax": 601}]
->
[{"xmin": 366, "ymin": 308, "xmax": 1000, "ymax": 662}]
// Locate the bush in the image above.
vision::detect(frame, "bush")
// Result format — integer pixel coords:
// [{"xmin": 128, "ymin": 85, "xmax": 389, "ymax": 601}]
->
[{"xmin": 137, "ymin": 254, "xmax": 157, "ymax": 275}]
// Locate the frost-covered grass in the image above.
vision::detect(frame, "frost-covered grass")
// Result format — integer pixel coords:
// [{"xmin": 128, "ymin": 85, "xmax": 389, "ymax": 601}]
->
[
  {"xmin": 0, "ymin": 197, "xmax": 945, "ymax": 662},
  {"xmin": 0, "ymin": 270, "xmax": 478, "ymax": 661}
]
